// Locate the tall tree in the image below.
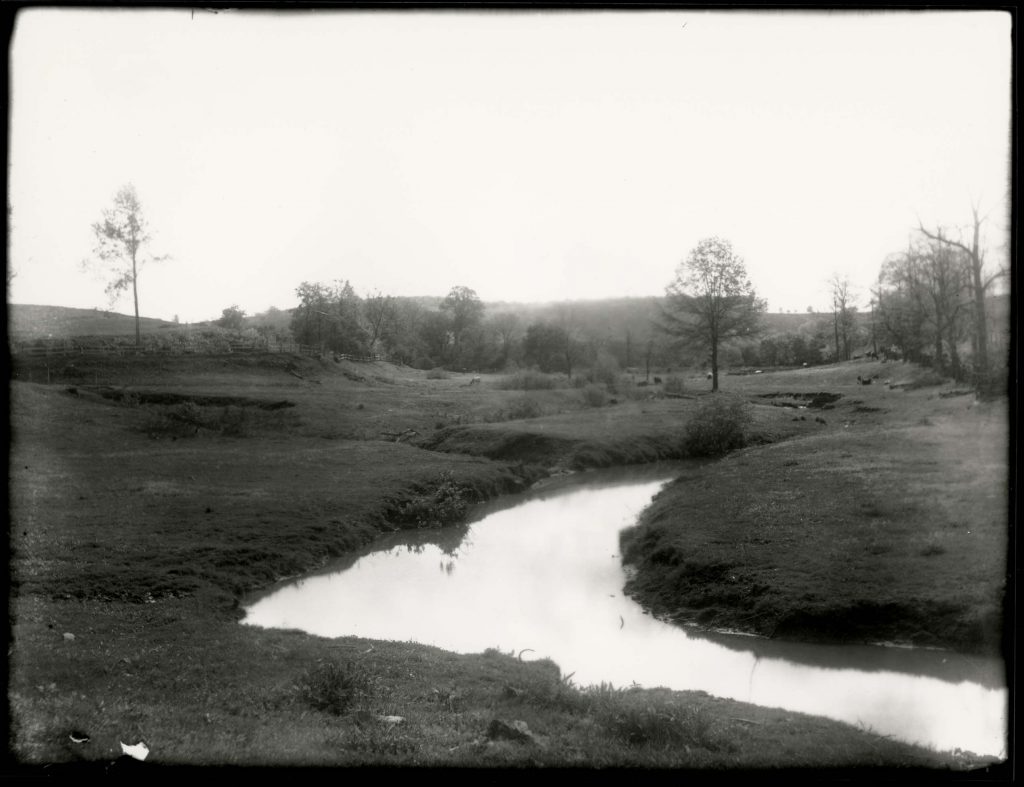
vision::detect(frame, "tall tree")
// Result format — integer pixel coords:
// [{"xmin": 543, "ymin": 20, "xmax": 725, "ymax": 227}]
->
[
  {"xmin": 828, "ymin": 275, "xmax": 857, "ymax": 361},
  {"xmin": 83, "ymin": 184, "xmax": 167, "ymax": 348},
  {"xmin": 660, "ymin": 237, "xmax": 765, "ymax": 392},
  {"xmin": 440, "ymin": 286, "xmax": 484, "ymax": 366},
  {"xmin": 363, "ymin": 290, "xmax": 398, "ymax": 353},
  {"xmin": 488, "ymin": 311, "xmax": 521, "ymax": 369},
  {"xmin": 917, "ymin": 206, "xmax": 1007, "ymax": 388}
]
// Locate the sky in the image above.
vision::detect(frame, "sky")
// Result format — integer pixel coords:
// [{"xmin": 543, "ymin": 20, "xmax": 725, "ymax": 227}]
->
[{"xmin": 7, "ymin": 8, "xmax": 1013, "ymax": 324}]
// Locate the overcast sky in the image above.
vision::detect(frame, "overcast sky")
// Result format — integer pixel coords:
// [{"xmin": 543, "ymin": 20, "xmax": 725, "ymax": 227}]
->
[{"xmin": 7, "ymin": 8, "xmax": 1012, "ymax": 323}]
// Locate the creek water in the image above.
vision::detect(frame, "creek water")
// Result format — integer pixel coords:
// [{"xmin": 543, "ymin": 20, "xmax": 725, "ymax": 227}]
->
[{"xmin": 243, "ymin": 464, "xmax": 1007, "ymax": 759}]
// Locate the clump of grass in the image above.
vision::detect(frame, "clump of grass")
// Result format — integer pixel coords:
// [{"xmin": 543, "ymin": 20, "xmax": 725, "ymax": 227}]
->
[
  {"xmin": 297, "ymin": 658, "xmax": 375, "ymax": 716},
  {"xmin": 919, "ymin": 543, "xmax": 947, "ymax": 557},
  {"xmin": 585, "ymin": 684, "xmax": 726, "ymax": 751},
  {"xmin": 684, "ymin": 395, "xmax": 751, "ymax": 457},
  {"xmin": 426, "ymin": 367, "xmax": 449, "ymax": 380},
  {"xmin": 495, "ymin": 370, "xmax": 561, "ymax": 390},
  {"xmin": 391, "ymin": 471, "xmax": 468, "ymax": 528},
  {"xmin": 580, "ymin": 384, "xmax": 607, "ymax": 408}
]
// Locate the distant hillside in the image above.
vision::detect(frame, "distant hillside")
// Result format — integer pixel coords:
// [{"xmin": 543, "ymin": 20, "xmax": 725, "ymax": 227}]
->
[{"xmin": 8, "ymin": 304, "xmax": 178, "ymax": 339}]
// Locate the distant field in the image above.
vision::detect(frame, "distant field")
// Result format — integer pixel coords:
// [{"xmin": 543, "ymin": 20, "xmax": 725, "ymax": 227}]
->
[{"xmin": 8, "ymin": 304, "xmax": 178, "ymax": 338}]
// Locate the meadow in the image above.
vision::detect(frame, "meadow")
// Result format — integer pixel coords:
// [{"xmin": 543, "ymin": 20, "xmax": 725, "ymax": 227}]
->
[{"xmin": 6, "ymin": 348, "xmax": 1008, "ymax": 772}]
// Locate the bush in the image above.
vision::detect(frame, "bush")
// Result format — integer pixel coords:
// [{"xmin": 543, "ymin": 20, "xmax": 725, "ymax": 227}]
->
[
  {"xmin": 505, "ymin": 395, "xmax": 544, "ymax": 420},
  {"xmin": 426, "ymin": 367, "xmax": 449, "ymax": 380},
  {"xmin": 684, "ymin": 395, "xmax": 751, "ymax": 457},
  {"xmin": 580, "ymin": 384, "xmax": 607, "ymax": 408},
  {"xmin": 662, "ymin": 376, "xmax": 685, "ymax": 395},
  {"xmin": 585, "ymin": 352, "xmax": 620, "ymax": 389},
  {"xmin": 393, "ymin": 471, "xmax": 468, "ymax": 528},
  {"xmin": 297, "ymin": 659, "xmax": 375, "ymax": 716}
]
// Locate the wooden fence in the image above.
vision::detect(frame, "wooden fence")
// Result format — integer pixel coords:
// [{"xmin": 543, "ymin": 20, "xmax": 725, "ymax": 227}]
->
[{"xmin": 9, "ymin": 339, "xmax": 388, "ymax": 363}]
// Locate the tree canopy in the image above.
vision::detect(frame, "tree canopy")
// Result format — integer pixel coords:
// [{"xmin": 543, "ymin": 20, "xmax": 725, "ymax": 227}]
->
[
  {"xmin": 660, "ymin": 237, "xmax": 764, "ymax": 391},
  {"xmin": 82, "ymin": 184, "xmax": 167, "ymax": 347}
]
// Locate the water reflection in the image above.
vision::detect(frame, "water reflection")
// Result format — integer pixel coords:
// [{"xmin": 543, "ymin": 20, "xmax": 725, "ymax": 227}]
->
[{"xmin": 243, "ymin": 464, "xmax": 1007, "ymax": 759}]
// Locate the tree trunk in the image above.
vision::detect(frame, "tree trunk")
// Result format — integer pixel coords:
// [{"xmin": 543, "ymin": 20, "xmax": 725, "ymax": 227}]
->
[
  {"xmin": 131, "ymin": 253, "xmax": 140, "ymax": 348},
  {"xmin": 832, "ymin": 311, "xmax": 840, "ymax": 363},
  {"xmin": 711, "ymin": 338, "xmax": 719, "ymax": 393}
]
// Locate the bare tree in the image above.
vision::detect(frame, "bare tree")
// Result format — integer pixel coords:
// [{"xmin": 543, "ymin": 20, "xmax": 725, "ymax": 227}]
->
[
  {"xmin": 660, "ymin": 237, "xmax": 764, "ymax": 392},
  {"xmin": 82, "ymin": 184, "xmax": 168, "ymax": 348},
  {"xmin": 828, "ymin": 275, "xmax": 857, "ymax": 362},
  {"xmin": 918, "ymin": 205, "xmax": 1007, "ymax": 385}
]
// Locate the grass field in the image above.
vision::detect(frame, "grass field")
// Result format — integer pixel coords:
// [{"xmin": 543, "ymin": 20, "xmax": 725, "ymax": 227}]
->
[{"xmin": 6, "ymin": 349, "xmax": 1009, "ymax": 771}]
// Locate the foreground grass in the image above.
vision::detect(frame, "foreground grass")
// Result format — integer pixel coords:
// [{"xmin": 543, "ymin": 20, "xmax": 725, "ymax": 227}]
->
[
  {"xmin": 6, "ymin": 355, "xmax": 1007, "ymax": 771},
  {"xmin": 9, "ymin": 596, "xmax": 980, "ymax": 770}
]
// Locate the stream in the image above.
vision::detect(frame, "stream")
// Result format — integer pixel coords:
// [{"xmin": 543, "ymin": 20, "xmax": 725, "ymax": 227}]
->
[{"xmin": 243, "ymin": 464, "xmax": 1007, "ymax": 759}]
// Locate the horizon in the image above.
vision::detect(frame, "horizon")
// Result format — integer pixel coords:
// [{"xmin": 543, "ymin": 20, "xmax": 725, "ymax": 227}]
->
[{"xmin": 7, "ymin": 9, "xmax": 1012, "ymax": 324}]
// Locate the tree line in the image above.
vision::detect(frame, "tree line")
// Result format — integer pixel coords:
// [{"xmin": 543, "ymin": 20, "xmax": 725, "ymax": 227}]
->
[
  {"xmin": 82, "ymin": 183, "xmax": 1006, "ymax": 394},
  {"xmin": 870, "ymin": 207, "xmax": 1008, "ymax": 390}
]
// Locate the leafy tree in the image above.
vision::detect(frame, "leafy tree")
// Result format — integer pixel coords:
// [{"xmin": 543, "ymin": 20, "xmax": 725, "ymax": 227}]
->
[
  {"xmin": 489, "ymin": 311, "xmax": 522, "ymax": 369},
  {"xmin": 291, "ymin": 280, "xmax": 368, "ymax": 354},
  {"xmin": 440, "ymin": 286, "xmax": 484, "ymax": 365},
  {"xmin": 82, "ymin": 184, "xmax": 167, "ymax": 347},
  {"xmin": 660, "ymin": 237, "xmax": 765, "ymax": 392},
  {"xmin": 523, "ymin": 322, "xmax": 570, "ymax": 373},
  {"xmin": 217, "ymin": 305, "xmax": 247, "ymax": 330},
  {"xmin": 363, "ymin": 291, "xmax": 398, "ymax": 353}
]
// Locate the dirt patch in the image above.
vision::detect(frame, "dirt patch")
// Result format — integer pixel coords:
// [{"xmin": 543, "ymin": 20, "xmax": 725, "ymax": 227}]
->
[{"xmin": 757, "ymin": 392, "xmax": 843, "ymax": 409}]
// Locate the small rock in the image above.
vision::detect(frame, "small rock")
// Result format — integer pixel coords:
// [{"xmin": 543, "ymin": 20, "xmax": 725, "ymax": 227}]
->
[
  {"xmin": 378, "ymin": 715, "xmax": 405, "ymax": 725},
  {"xmin": 63, "ymin": 632, "xmax": 75, "ymax": 642}
]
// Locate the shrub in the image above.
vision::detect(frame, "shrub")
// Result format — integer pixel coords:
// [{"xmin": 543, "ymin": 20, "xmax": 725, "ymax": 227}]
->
[
  {"xmin": 297, "ymin": 659, "xmax": 375, "ymax": 716},
  {"xmin": 505, "ymin": 395, "xmax": 544, "ymax": 420},
  {"xmin": 684, "ymin": 395, "xmax": 751, "ymax": 457},
  {"xmin": 426, "ymin": 367, "xmax": 449, "ymax": 380},
  {"xmin": 393, "ymin": 471, "xmax": 468, "ymax": 528},
  {"xmin": 662, "ymin": 376, "xmax": 686, "ymax": 395},
  {"xmin": 580, "ymin": 384, "xmax": 607, "ymax": 408}
]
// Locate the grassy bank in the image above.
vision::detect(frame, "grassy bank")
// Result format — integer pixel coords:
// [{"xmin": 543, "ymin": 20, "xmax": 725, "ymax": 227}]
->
[
  {"xmin": 6, "ymin": 354, "xmax": 1007, "ymax": 770},
  {"xmin": 620, "ymin": 364, "xmax": 1008, "ymax": 655}
]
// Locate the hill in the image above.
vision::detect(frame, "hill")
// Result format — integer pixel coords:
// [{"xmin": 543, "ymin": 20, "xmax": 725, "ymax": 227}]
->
[{"xmin": 8, "ymin": 304, "xmax": 178, "ymax": 339}]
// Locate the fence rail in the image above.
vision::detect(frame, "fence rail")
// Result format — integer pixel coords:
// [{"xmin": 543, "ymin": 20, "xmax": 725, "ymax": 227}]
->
[{"xmin": 10, "ymin": 340, "xmax": 388, "ymax": 363}]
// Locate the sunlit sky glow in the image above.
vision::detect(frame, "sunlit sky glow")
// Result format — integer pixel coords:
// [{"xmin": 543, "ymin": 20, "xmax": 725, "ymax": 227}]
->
[{"xmin": 7, "ymin": 9, "xmax": 1012, "ymax": 323}]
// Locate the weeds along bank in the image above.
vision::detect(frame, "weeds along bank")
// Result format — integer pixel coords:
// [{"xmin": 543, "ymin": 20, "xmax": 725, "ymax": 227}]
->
[{"xmin": 6, "ymin": 355, "xmax": 1005, "ymax": 768}]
